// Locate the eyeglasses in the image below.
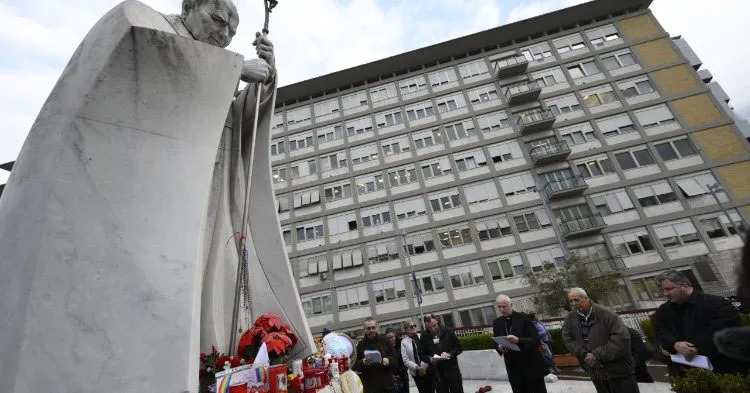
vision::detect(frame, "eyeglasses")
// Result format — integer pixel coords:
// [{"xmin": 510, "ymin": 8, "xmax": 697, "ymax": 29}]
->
[
  {"xmin": 408, "ymin": 324, "xmax": 418, "ymax": 328},
  {"xmin": 365, "ymin": 326, "xmax": 377, "ymax": 330}
]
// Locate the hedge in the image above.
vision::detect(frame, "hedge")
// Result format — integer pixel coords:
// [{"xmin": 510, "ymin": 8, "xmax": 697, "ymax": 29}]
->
[
  {"xmin": 458, "ymin": 333, "xmax": 495, "ymax": 351},
  {"xmin": 548, "ymin": 328, "xmax": 567, "ymax": 355},
  {"xmin": 671, "ymin": 368, "xmax": 750, "ymax": 393}
]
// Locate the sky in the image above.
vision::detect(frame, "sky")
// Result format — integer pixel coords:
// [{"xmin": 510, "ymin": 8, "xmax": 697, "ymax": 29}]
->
[{"xmin": 1, "ymin": 0, "xmax": 749, "ymax": 185}]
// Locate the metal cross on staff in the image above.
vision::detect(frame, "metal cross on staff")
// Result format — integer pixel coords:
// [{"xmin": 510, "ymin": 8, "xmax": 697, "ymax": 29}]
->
[{"xmin": 228, "ymin": 0, "xmax": 280, "ymax": 357}]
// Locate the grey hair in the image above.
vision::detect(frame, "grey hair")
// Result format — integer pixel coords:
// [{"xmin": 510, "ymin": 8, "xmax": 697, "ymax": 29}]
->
[
  {"xmin": 495, "ymin": 294, "xmax": 512, "ymax": 304},
  {"xmin": 655, "ymin": 269, "xmax": 692, "ymax": 286},
  {"xmin": 568, "ymin": 287, "xmax": 588, "ymax": 298}
]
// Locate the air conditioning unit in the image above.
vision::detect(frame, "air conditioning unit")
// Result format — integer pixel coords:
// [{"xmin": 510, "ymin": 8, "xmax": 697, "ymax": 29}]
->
[{"xmin": 319, "ymin": 273, "xmax": 329, "ymax": 281}]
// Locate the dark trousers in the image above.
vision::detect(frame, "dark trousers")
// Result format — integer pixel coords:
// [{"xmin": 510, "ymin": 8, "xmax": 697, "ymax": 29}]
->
[
  {"xmin": 412, "ymin": 373, "xmax": 434, "ymax": 393},
  {"xmin": 633, "ymin": 366, "xmax": 654, "ymax": 383},
  {"xmin": 591, "ymin": 377, "xmax": 640, "ymax": 393},
  {"xmin": 434, "ymin": 365, "xmax": 464, "ymax": 393},
  {"xmin": 508, "ymin": 375, "xmax": 547, "ymax": 393}
]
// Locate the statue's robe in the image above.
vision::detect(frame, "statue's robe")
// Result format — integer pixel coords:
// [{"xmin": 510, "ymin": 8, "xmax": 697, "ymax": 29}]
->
[{"xmin": 0, "ymin": 1, "xmax": 312, "ymax": 392}]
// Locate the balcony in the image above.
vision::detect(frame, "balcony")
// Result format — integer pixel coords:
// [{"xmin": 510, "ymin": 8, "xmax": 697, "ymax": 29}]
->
[
  {"xmin": 561, "ymin": 214, "xmax": 607, "ymax": 239},
  {"xmin": 494, "ymin": 55, "xmax": 529, "ymax": 78},
  {"xmin": 542, "ymin": 176, "xmax": 588, "ymax": 200},
  {"xmin": 582, "ymin": 256, "xmax": 626, "ymax": 274},
  {"xmin": 529, "ymin": 141, "xmax": 571, "ymax": 165},
  {"xmin": 504, "ymin": 81, "xmax": 542, "ymax": 105},
  {"xmin": 516, "ymin": 109, "xmax": 556, "ymax": 134}
]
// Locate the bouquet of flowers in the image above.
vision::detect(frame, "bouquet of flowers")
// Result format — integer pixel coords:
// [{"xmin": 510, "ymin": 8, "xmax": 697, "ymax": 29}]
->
[
  {"xmin": 238, "ymin": 313, "xmax": 299, "ymax": 366},
  {"xmin": 199, "ymin": 346, "xmax": 247, "ymax": 393}
]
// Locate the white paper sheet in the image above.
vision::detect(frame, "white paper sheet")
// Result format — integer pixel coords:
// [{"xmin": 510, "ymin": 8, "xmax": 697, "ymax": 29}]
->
[{"xmin": 670, "ymin": 354, "xmax": 713, "ymax": 370}]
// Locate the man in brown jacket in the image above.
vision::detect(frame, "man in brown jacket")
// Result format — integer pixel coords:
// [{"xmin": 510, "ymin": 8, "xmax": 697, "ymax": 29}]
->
[{"xmin": 562, "ymin": 288, "xmax": 639, "ymax": 393}]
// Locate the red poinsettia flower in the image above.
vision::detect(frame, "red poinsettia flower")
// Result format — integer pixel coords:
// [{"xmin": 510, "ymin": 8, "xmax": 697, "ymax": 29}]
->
[
  {"xmin": 254, "ymin": 313, "xmax": 286, "ymax": 332},
  {"xmin": 216, "ymin": 355, "xmax": 232, "ymax": 369},
  {"xmin": 229, "ymin": 356, "xmax": 242, "ymax": 368},
  {"xmin": 211, "ymin": 345, "xmax": 218, "ymax": 354},
  {"xmin": 200, "ymin": 352, "xmax": 208, "ymax": 361},
  {"xmin": 262, "ymin": 332, "xmax": 293, "ymax": 356}
]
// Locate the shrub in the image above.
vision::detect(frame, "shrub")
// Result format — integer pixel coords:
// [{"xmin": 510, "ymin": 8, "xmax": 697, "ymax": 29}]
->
[
  {"xmin": 670, "ymin": 368, "xmax": 750, "ymax": 393},
  {"xmin": 548, "ymin": 328, "xmax": 567, "ymax": 355},
  {"xmin": 740, "ymin": 313, "xmax": 750, "ymax": 327},
  {"xmin": 458, "ymin": 333, "xmax": 495, "ymax": 351},
  {"xmin": 640, "ymin": 319, "xmax": 656, "ymax": 345}
]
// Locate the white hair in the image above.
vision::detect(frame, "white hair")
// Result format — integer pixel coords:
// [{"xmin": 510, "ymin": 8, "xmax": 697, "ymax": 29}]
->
[
  {"xmin": 568, "ymin": 287, "xmax": 588, "ymax": 298},
  {"xmin": 495, "ymin": 294, "xmax": 512, "ymax": 304}
]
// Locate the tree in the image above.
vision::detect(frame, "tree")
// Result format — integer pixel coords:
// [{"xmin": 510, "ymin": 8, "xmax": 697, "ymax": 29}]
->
[{"xmin": 523, "ymin": 255, "xmax": 623, "ymax": 316}]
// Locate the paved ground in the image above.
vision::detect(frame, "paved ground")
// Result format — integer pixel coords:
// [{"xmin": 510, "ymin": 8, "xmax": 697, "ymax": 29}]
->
[{"xmin": 409, "ymin": 379, "xmax": 673, "ymax": 393}]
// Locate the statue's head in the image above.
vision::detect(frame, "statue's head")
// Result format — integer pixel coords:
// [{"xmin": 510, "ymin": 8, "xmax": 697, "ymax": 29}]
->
[{"xmin": 181, "ymin": 0, "xmax": 239, "ymax": 48}]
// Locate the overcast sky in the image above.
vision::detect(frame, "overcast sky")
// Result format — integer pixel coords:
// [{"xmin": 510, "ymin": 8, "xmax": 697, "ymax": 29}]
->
[{"xmin": 1, "ymin": 0, "xmax": 748, "ymax": 185}]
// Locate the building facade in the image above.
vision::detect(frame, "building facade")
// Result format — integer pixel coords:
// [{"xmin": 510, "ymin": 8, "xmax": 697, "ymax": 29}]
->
[{"xmin": 268, "ymin": 0, "xmax": 750, "ymax": 337}]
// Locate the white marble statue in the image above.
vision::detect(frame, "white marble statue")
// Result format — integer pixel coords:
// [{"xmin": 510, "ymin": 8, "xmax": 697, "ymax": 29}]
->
[{"xmin": 0, "ymin": 0, "xmax": 313, "ymax": 392}]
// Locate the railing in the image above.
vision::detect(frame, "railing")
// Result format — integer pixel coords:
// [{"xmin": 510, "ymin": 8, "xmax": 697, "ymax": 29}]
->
[
  {"xmin": 541, "ymin": 176, "xmax": 587, "ymax": 200},
  {"xmin": 560, "ymin": 214, "xmax": 606, "ymax": 237},
  {"xmin": 515, "ymin": 109, "xmax": 556, "ymax": 128},
  {"xmin": 494, "ymin": 55, "xmax": 528, "ymax": 71},
  {"xmin": 580, "ymin": 256, "xmax": 626, "ymax": 275},
  {"xmin": 503, "ymin": 81, "xmax": 541, "ymax": 102},
  {"xmin": 529, "ymin": 141, "xmax": 571, "ymax": 162}
]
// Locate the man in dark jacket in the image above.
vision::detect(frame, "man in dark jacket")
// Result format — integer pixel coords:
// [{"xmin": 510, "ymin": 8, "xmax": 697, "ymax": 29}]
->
[
  {"xmin": 653, "ymin": 269, "xmax": 749, "ymax": 376},
  {"xmin": 563, "ymin": 288, "xmax": 639, "ymax": 393},
  {"xmin": 353, "ymin": 317, "xmax": 397, "ymax": 393},
  {"xmin": 493, "ymin": 294, "xmax": 549, "ymax": 393},
  {"xmin": 419, "ymin": 315, "xmax": 464, "ymax": 393},
  {"xmin": 627, "ymin": 327, "xmax": 653, "ymax": 383}
]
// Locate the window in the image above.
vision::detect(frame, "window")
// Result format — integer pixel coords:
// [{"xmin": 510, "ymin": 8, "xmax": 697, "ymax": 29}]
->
[
  {"xmin": 499, "ymin": 172, "xmax": 537, "ymax": 196},
  {"xmin": 569, "ymin": 243, "xmax": 611, "ymax": 263},
  {"xmin": 366, "ymin": 238, "xmax": 400, "ymax": 264},
  {"xmin": 610, "ymin": 228, "xmax": 656, "ymax": 256},
  {"xmin": 373, "ymin": 277, "xmax": 407, "ymax": 303},
  {"xmin": 393, "ymin": 197, "xmax": 427, "ymax": 219},
  {"xmin": 618, "ymin": 77, "xmax": 656, "ymax": 99},
  {"xmin": 332, "ymin": 247, "xmax": 364, "ymax": 270},
  {"xmin": 399, "ymin": 76, "xmax": 428, "ymax": 95},
  {"xmin": 445, "ymin": 119, "xmax": 477, "ymax": 141},
  {"xmin": 700, "ymin": 212, "xmax": 746, "ymax": 238},
  {"xmin": 585, "ymin": 24, "xmax": 620, "ymax": 46},
  {"xmin": 350, "ymin": 144, "xmax": 379, "ymax": 164},
  {"xmin": 415, "ymin": 269, "xmax": 446, "ymax": 294},
  {"xmin": 596, "ymin": 114, "xmax": 636, "ymax": 138},
  {"xmin": 412, "ymin": 128, "xmax": 444, "ymax": 149},
  {"xmin": 654, "ymin": 137, "xmax": 697, "ymax": 161},
  {"xmin": 458, "ymin": 305, "xmax": 496, "ymax": 327},
  {"xmin": 653, "ymin": 220, "xmax": 701, "ymax": 248},
  {"xmin": 289, "ymin": 131, "xmax": 315, "ymax": 151},
  {"xmin": 297, "ymin": 254, "xmax": 328, "ymax": 278},
  {"xmin": 320, "ymin": 151, "xmax": 348, "ymax": 171},
  {"xmin": 513, "ymin": 209, "xmax": 551, "ymax": 232},
  {"xmin": 560, "ymin": 122, "xmax": 598, "ymax": 146},
  {"xmin": 634, "ymin": 104, "xmax": 676, "ymax": 129},
  {"xmin": 521, "ymin": 42, "xmax": 553, "ymax": 62},
  {"xmin": 555, "ymin": 204, "xmax": 594, "ymax": 222},
  {"xmin": 476, "ymin": 111, "xmax": 511, "ymax": 133},
  {"xmin": 487, "ymin": 255, "xmax": 524, "ymax": 280},
  {"xmin": 488, "ymin": 141, "xmax": 523, "ymax": 163},
  {"xmin": 355, "ymin": 172, "xmax": 385, "ymax": 194},
  {"xmin": 405, "ymin": 231, "xmax": 436, "ymax": 255},
  {"xmin": 435, "ymin": 94, "xmax": 466, "ymax": 113},
  {"xmin": 614, "ymin": 147, "xmax": 656, "ymax": 171},
  {"xmin": 360, "ymin": 205, "xmax": 391, "ymax": 228},
  {"xmin": 632, "ymin": 182, "xmax": 678, "ymax": 207},
  {"xmin": 448, "ymin": 262, "xmax": 485, "ymax": 288},
  {"xmin": 438, "ymin": 225, "xmax": 473, "ymax": 249},
  {"xmin": 467, "ymin": 84, "xmax": 499, "ymax": 104},
  {"xmin": 317, "ymin": 125, "xmax": 343, "ymax": 144},
  {"xmin": 324, "ymin": 181, "xmax": 352, "ymax": 202},
  {"xmin": 301, "ymin": 293, "xmax": 333, "ymax": 317},
  {"xmin": 369, "ymin": 83, "xmax": 397, "ymax": 102},
  {"xmin": 376, "ymin": 109, "xmax": 404, "ymax": 128},
  {"xmin": 420, "ymin": 157, "xmax": 452, "ymax": 179},
  {"xmin": 345, "ymin": 116, "xmax": 374, "ymax": 136},
  {"xmin": 463, "ymin": 180, "xmax": 500, "ymax": 204},
  {"xmin": 545, "ymin": 94, "xmax": 582, "ymax": 116},
  {"xmin": 454, "ymin": 149, "xmax": 487, "ymax": 171},
  {"xmin": 341, "ymin": 90, "xmax": 368, "ymax": 110},
  {"xmin": 405, "ymin": 101, "xmax": 435, "ymax": 121},
  {"xmin": 272, "ymin": 113, "xmax": 284, "ymax": 130},
  {"xmin": 458, "ymin": 60, "xmax": 489, "ymax": 80},
  {"xmin": 282, "ymin": 227, "xmax": 291, "ymax": 245},
  {"xmin": 576, "ymin": 156, "xmax": 615, "ymax": 178},
  {"xmin": 387, "ymin": 165, "xmax": 418, "ymax": 187},
  {"xmin": 601, "ymin": 50, "xmax": 637, "ymax": 71},
  {"xmin": 271, "ymin": 138, "xmax": 286, "ymax": 156},
  {"xmin": 475, "ymin": 215, "xmax": 512, "ymax": 240},
  {"xmin": 553, "ymin": 33, "xmax": 587, "ymax": 54},
  {"xmin": 290, "ymin": 159, "xmax": 317, "ymax": 179},
  {"xmin": 286, "ymin": 106, "xmax": 311, "ymax": 125},
  {"xmin": 429, "ymin": 189, "xmax": 462, "ymax": 212},
  {"xmin": 428, "ymin": 68, "xmax": 458, "ymax": 87},
  {"xmin": 526, "ymin": 245, "xmax": 565, "ymax": 272},
  {"xmin": 272, "ymin": 166, "xmax": 288, "ymax": 183},
  {"xmin": 381, "ymin": 135, "xmax": 410, "ymax": 156},
  {"xmin": 674, "ymin": 172, "xmax": 721, "ymax": 199},
  {"xmin": 532, "ymin": 66, "xmax": 567, "ymax": 87},
  {"xmin": 327, "ymin": 212, "xmax": 358, "ymax": 236},
  {"xmin": 581, "ymin": 85, "xmax": 619, "ymax": 108},
  {"xmin": 296, "ymin": 221, "xmax": 324, "ymax": 242},
  {"xmin": 567, "ymin": 59, "xmax": 601, "ymax": 79},
  {"xmin": 336, "ymin": 284, "xmax": 369, "ymax": 310},
  {"xmin": 539, "ymin": 168, "xmax": 574, "ymax": 185},
  {"xmin": 292, "ymin": 188, "xmax": 321, "ymax": 209},
  {"xmin": 592, "ymin": 189, "xmax": 635, "ymax": 216},
  {"xmin": 632, "ymin": 275, "xmax": 664, "ymax": 301},
  {"xmin": 314, "ymin": 98, "xmax": 339, "ymax": 118},
  {"xmin": 276, "ymin": 194, "xmax": 290, "ymax": 213}
]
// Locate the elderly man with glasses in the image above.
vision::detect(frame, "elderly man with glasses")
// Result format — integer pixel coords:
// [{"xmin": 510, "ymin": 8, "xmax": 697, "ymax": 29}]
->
[
  {"xmin": 562, "ymin": 288, "xmax": 639, "ymax": 393},
  {"xmin": 401, "ymin": 320, "xmax": 434, "ymax": 393}
]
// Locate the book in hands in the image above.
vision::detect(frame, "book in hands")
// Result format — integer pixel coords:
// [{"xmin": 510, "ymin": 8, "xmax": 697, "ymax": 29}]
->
[
  {"xmin": 363, "ymin": 350, "xmax": 383, "ymax": 363},
  {"xmin": 492, "ymin": 336, "xmax": 521, "ymax": 352}
]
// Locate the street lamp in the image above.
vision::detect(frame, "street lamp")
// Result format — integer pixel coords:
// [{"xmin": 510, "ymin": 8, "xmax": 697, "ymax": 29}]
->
[
  {"xmin": 707, "ymin": 183, "xmax": 745, "ymax": 244},
  {"xmin": 400, "ymin": 230, "xmax": 426, "ymax": 329}
]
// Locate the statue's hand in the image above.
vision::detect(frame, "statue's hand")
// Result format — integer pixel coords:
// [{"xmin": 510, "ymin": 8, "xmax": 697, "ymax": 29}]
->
[
  {"xmin": 241, "ymin": 58, "xmax": 272, "ymax": 84},
  {"xmin": 253, "ymin": 32, "xmax": 275, "ymax": 69}
]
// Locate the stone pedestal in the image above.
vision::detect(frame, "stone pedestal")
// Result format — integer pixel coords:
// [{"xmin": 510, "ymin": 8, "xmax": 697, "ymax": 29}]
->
[{"xmin": 0, "ymin": 1, "xmax": 242, "ymax": 392}]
